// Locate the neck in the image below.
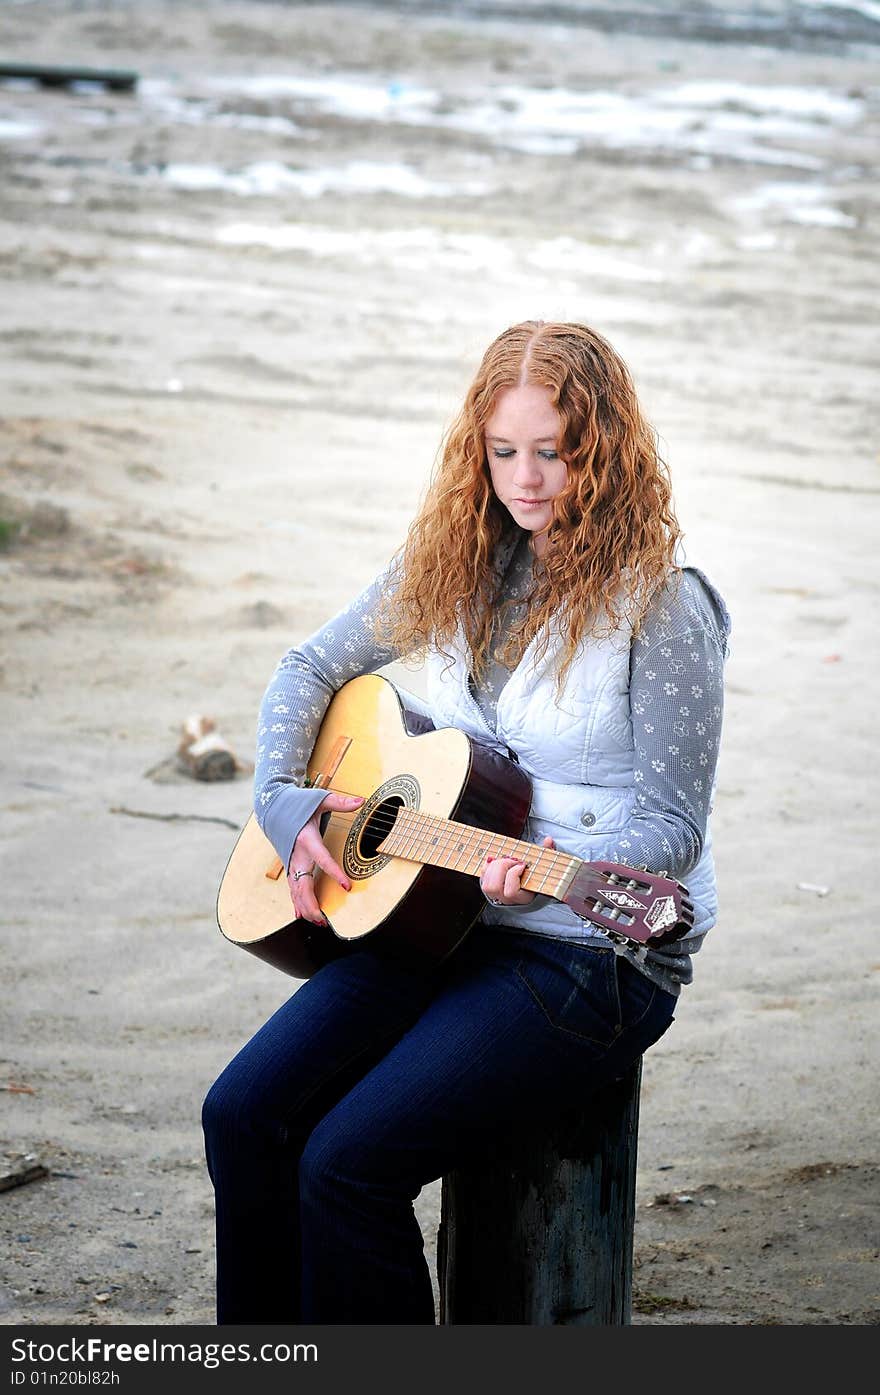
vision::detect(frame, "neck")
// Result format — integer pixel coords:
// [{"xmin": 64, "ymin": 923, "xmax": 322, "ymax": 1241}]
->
[
  {"xmin": 530, "ymin": 527, "xmax": 548, "ymax": 558},
  {"xmin": 376, "ymin": 806, "xmax": 579, "ymax": 900}
]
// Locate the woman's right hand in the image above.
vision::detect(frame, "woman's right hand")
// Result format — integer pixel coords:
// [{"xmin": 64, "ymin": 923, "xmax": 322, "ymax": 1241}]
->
[{"xmin": 287, "ymin": 792, "xmax": 364, "ymax": 925}]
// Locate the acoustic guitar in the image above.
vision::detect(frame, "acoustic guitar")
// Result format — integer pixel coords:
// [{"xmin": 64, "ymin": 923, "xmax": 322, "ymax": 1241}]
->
[{"xmin": 216, "ymin": 673, "xmax": 694, "ymax": 979}]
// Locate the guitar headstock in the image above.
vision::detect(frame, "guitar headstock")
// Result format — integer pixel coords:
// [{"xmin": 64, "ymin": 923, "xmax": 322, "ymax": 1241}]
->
[{"xmin": 562, "ymin": 862, "xmax": 694, "ymax": 948}]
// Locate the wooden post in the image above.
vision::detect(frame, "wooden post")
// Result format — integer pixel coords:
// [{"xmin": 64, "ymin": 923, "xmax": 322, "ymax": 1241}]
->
[{"xmin": 437, "ymin": 1061, "xmax": 642, "ymax": 1325}]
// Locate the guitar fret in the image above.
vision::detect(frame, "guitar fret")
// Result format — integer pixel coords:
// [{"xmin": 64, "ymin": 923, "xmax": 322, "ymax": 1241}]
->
[
  {"xmin": 386, "ymin": 810, "xmax": 575, "ymax": 898},
  {"xmin": 533, "ymin": 857, "xmax": 555, "ymax": 895},
  {"xmin": 390, "ymin": 813, "xmax": 422, "ymax": 862},
  {"xmin": 417, "ymin": 817, "xmax": 465, "ymax": 869}
]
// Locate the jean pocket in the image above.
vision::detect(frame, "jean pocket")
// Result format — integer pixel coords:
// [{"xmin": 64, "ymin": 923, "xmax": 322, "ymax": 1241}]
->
[{"xmin": 514, "ymin": 941, "xmax": 623, "ymax": 1045}]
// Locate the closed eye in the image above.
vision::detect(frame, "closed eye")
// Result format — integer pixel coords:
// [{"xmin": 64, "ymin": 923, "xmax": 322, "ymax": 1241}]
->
[{"xmin": 489, "ymin": 447, "xmax": 559, "ymax": 460}]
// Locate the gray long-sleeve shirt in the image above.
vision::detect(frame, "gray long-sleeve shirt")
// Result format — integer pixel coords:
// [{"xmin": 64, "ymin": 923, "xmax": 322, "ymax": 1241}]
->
[{"xmin": 254, "ymin": 534, "xmax": 730, "ymax": 992}]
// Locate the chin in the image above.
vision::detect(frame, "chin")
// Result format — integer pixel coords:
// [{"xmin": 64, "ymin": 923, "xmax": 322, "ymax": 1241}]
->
[{"xmin": 513, "ymin": 509, "xmax": 550, "ymax": 529}]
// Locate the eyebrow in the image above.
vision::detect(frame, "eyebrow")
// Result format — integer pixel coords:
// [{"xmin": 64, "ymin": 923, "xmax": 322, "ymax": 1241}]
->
[{"xmin": 485, "ymin": 434, "xmax": 558, "ymax": 443}]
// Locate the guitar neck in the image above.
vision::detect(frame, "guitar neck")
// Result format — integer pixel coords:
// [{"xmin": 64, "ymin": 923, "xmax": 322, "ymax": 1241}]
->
[{"xmin": 376, "ymin": 807, "xmax": 580, "ymax": 903}]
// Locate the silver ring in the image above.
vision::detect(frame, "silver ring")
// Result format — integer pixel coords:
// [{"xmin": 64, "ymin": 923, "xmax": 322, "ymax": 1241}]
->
[
  {"xmin": 291, "ymin": 868, "xmax": 314, "ymax": 882},
  {"xmin": 486, "ymin": 896, "xmax": 504, "ymax": 907}
]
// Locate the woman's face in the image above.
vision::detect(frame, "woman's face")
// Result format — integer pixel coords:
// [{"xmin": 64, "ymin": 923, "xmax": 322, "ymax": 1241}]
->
[{"xmin": 484, "ymin": 382, "xmax": 568, "ymax": 556}]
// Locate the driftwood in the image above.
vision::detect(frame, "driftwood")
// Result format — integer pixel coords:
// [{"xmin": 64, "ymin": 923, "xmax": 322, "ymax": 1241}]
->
[
  {"xmin": 177, "ymin": 714, "xmax": 239, "ymax": 783},
  {"xmin": 1, "ymin": 1153, "xmax": 49, "ymax": 1194},
  {"xmin": 0, "ymin": 63, "xmax": 138, "ymax": 92},
  {"xmin": 438, "ymin": 1061, "xmax": 642, "ymax": 1325},
  {"xmin": 110, "ymin": 806, "xmax": 240, "ymax": 830}
]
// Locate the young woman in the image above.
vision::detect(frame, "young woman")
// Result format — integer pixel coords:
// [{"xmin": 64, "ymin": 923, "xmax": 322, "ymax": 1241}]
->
[{"xmin": 203, "ymin": 320, "xmax": 731, "ymax": 1324}]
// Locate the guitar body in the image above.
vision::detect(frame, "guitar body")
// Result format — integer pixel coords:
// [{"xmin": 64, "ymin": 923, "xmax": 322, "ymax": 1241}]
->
[{"xmin": 216, "ymin": 674, "xmax": 533, "ymax": 979}]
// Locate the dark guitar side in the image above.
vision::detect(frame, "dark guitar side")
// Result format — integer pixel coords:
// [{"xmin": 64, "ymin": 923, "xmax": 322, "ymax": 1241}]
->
[{"xmin": 232, "ymin": 702, "xmax": 534, "ymax": 981}]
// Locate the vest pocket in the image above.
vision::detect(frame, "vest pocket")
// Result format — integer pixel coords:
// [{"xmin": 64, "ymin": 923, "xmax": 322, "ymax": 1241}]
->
[{"xmin": 527, "ymin": 779, "xmax": 636, "ymax": 844}]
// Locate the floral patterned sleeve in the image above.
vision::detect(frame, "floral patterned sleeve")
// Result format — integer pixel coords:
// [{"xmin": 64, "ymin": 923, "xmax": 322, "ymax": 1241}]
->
[
  {"xmin": 608, "ymin": 567, "xmax": 731, "ymax": 879},
  {"xmin": 254, "ymin": 567, "xmax": 402, "ymax": 873}
]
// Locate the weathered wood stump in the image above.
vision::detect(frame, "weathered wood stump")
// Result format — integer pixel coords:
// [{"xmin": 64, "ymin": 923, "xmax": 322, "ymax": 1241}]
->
[{"xmin": 438, "ymin": 1060, "xmax": 642, "ymax": 1325}]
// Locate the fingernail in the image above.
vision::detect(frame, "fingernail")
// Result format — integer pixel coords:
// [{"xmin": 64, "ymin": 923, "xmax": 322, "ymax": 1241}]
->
[{"xmin": 487, "ymin": 856, "xmax": 495, "ymax": 863}]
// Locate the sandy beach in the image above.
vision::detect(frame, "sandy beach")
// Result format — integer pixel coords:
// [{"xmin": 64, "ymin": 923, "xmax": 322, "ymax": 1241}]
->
[{"xmin": 1, "ymin": 0, "xmax": 878, "ymax": 1327}]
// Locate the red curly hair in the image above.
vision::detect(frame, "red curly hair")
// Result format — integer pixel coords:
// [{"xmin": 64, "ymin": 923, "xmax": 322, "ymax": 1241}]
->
[{"xmin": 376, "ymin": 320, "xmax": 681, "ymax": 686}]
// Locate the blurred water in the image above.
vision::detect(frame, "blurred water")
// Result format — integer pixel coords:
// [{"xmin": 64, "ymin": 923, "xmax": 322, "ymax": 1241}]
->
[
  {"xmin": 0, "ymin": 0, "xmax": 873, "ymax": 236},
  {"xmin": 248, "ymin": 0, "xmax": 880, "ymax": 47},
  {"xmin": 10, "ymin": 0, "xmax": 878, "ymax": 44},
  {"xmin": 1, "ymin": 69, "xmax": 855, "ymax": 174}
]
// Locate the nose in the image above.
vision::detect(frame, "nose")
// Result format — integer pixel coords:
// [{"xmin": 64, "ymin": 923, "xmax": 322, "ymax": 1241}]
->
[{"xmin": 512, "ymin": 455, "xmax": 543, "ymax": 488}]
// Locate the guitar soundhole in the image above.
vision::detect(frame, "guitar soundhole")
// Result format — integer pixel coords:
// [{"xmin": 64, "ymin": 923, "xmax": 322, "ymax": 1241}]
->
[
  {"xmin": 344, "ymin": 775, "xmax": 420, "ymax": 880},
  {"xmin": 360, "ymin": 797, "xmax": 404, "ymax": 859}
]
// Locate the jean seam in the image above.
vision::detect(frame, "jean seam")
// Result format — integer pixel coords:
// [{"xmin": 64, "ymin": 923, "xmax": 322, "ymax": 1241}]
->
[
  {"xmin": 629, "ymin": 984, "xmax": 659, "ymax": 1032},
  {"xmin": 513, "ymin": 961, "xmax": 620, "ymax": 1047},
  {"xmin": 614, "ymin": 958, "xmax": 673, "ymax": 1035}
]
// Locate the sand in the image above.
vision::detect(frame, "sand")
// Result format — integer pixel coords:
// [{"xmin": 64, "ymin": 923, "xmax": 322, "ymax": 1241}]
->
[{"xmin": 0, "ymin": 1, "xmax": 878, "ymax": 1328}]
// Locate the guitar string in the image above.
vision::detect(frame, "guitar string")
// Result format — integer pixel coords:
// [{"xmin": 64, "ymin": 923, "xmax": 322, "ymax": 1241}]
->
[
  {"xmin": 353, "ymin": 806, "xmax": 562, "ymax": 870},
  {"xmin": 327, "ymin": 804, "xmax": 658, "ymax": 906},
  {"xmin": 321, "ymin": 807, "xmax": 678, "ymax": 938},
  {"xmin": 328, "ymin": 803, "xmax": 657, "ymax": 891},
  {"xmin": 327, "ymin": 805, "xmax": 570, "ymax": 892},
  {"xmin": 347, "ymin": 805, "xmax": 652, "ymax": 884}
]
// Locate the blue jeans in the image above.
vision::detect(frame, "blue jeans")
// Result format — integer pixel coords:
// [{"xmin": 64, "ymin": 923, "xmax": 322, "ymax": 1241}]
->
[{"xmin": 202, "ymin": 928, "xmax": 676, "ymax": 1325}]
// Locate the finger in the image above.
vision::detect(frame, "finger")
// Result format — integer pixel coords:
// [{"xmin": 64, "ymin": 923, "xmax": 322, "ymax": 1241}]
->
[
  {"xmin": 482, "ymin": 854, "xmax": 522, "ymax": 875},
  {"xmin": 286, "ymin": 870, "xmax": 325, "ymax": 925},
  {"xmin": 310, "ymin": 842, "xmax": 352, "ymax": 892},
  {"xmin": 480, "ymin": 854, "xmax": 518, "ymax": 900},
  {"xmin": 319, "ymin": 792, "xmax": 364, "ymax": 814},
  {"xmin": 296, "ymin": 899, "xmax": 327, "ymax": 927},
  {"xmin": 481, "ymin": 856, "xmax": 529, "ymax": 904},
  {"xmin": 295, "ymin": 824, "xmax": 352, "ymax": 892},
  {"xmin": 300, "ymin": 893, "xmax": 327, "ymax": 926},
  {"xmin": 479, "ymin": 855, "xmax": 499, "ymax": 899},
  {"xmin": 502, "ymin": 862, "xmax": 528, "ymax": 897}
]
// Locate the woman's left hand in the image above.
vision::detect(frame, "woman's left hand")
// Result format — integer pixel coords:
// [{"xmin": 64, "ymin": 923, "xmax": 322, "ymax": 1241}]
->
[{"xmin": 480, "ymin": 837, "xmax": 555, "ymax": 907}]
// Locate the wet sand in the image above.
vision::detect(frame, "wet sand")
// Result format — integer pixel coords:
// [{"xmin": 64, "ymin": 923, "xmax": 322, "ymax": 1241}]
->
[{"xmin": 1, "ymin": 1, "xmax": 878, "ymax": 1326}]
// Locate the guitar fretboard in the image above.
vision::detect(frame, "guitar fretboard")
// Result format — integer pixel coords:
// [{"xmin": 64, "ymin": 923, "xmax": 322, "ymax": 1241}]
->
[{"xmin": 376, "ymin": 807, "xmax": 580, "ymax": 902}]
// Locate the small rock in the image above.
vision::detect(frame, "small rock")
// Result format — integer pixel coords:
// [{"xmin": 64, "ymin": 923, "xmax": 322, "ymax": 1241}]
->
[
  {"xmin": 238, "ymin": 600, "xmax": 285, "ymax": 629},
  {"xmin": 27, "ymin": 501, "xmax": 71, "ymax": 538}
]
